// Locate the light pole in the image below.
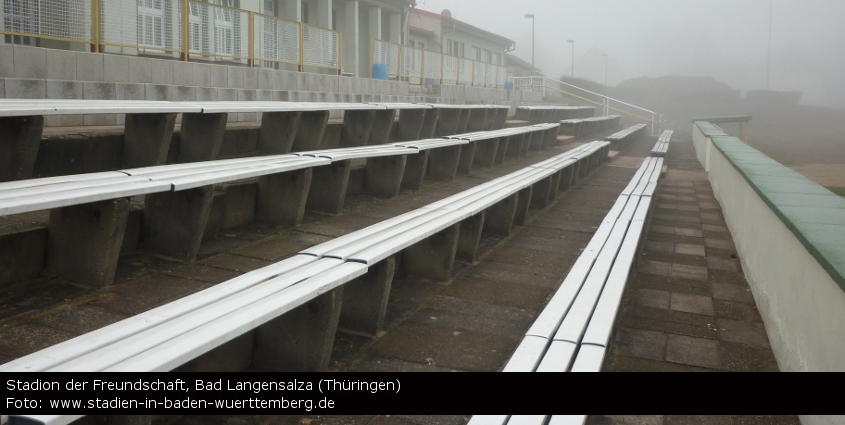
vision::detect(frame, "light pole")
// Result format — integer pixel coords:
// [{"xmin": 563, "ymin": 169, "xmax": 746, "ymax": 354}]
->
[
  {"xmin": 767, "ymin": 0, "xmax": 772, "ymax": 90},
  {"xmin": 602, "ymin": 53, "xmax": 608, "ymax": 86},
  {"xmin": 525, "ymin": 14, "xmax": 535, "ymax": 68},
  {"xmin": 566, "ymin": 39, "xmax": 574, "ymax": 78}
]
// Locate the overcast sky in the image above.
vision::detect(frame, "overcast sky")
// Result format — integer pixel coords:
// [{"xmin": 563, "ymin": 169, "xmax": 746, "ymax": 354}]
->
[{"xmin": 414, "ymin": 0, "xmax": 845, "ymax": 109}]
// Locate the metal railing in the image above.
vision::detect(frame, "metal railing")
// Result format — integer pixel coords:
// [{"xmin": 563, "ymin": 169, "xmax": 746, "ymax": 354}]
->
[
  {"xmin": 0, "ymin": 0, "xmax": 341, "ymax": 72},
  {"xmin": 512, "ymin": 76, "xmax": 665, "ymax": 134},
  {"xmin": 372, "ymin": 39, "xmax": 508, "ymax": 88}
]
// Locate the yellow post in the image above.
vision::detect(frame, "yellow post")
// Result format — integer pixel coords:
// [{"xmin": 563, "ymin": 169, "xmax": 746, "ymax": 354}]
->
[
  {"xmin": 298, "ymin": 22, "xmax": 304, "ymax": 71},
  {"xmin": 396, "ymin": 42, "xmax": 401, "ymax": 81},
  {"xmin": 91, "ymin": 0, "xmax": 100, "ymax": 53},
  {"xmin": 181, "ymin": 0, "xmax": 190, "ymax": 61},
  {"xmin": 456, "ymin": 58, "xmax": 461, "ymax": 85},
  {"xmin": 472, "ymin": 61, "xmax": 476, "ymax": 86},
  {"xmin": 248, "ymin": 11, "xmax": 255, "ymax": 67},
  {"xmin": 370, "ymin": 38, "xmax": 375, "ymax": 79},
  {"xmin": 337, "ymin": 31, "xmax": 343, "ymax": 75},
  {"xmin": 439, "ymin": 52, "xmax": 444, "ymax": 84},
  {"xmin": 420, "ymin": 49, "xmax": 425, "ymax": 84}
]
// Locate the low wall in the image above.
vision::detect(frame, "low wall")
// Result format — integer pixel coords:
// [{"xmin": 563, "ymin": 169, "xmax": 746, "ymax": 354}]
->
[
  {"xmin": 693, "ymin": 121, "xmax": 845, "ymax": 375},
  {"xmin": 0, "ymin": 45, "xmax": 543, "ymax": 126}
]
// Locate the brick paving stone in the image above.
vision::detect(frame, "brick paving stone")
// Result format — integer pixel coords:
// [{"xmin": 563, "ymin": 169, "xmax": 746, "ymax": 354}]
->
[
  {"xmin": 618, "ymin": 315, "xmax": 717, "ymax": 340},
  {"xmin": 589, "ymin": 417, "xmax": 664, "ymax": 425},
  {"xmin": 650, "ymin": 225, "xmax": 675, "ymax": 234},
  {"xmin": 674, "ymin": 227, "xmax": 704, "ymax": 238},
  {"xmin": 665, "ymin": 334, "xmax": 721, "ymax": 369},
  {"xmin": 671, "ymin": 263, "xmax": 708, "ymax": 281},
  {"xmin": 717, "ymin": 318, "xmax": 771, "ymax": 347},
  {"xmin": 702, "ymin": 223, "xmax": 729, "ymax": 233},
  {"xmin": 610, "ymin": 327, "xmax": 667, "ymax": 361},
  {"xmin": 675, "ymin": 243, "xmax": 706, "ymax": 256},
  {"xmin": 706, "ymin": 256, "xmax": 741, "ymax": 272},
  {"xmin": 704, "ymin": 238, "xmax": 735, "ymax": 250},
  {"xmin": 711, "ymin": 282, "xmax": 755, "ymax": 304},
  {"xmin": 713, "ymin": 299, "xmax": 763, "ymax": 322},
  {"xmin": 719, "ymin": 342, "xmax": 780, "ymax": 372},
  {"xmin": 664, "ymin": 416, "xmax": 731, "ymax": 425},
  {"xmin": 632, "ymin": 288, "xmax": 671, "ymax": 309},
  {"xmin": 670, "ymin": 293, "xmax": 715, "ymax": 315},
  {"xmin": 645, "ymin": 240, "xmax": 674, "ymax": 253},
  {"xmin": 639, "ymin": 260, "xmax": 673, "ymax": 276},
  {"xmin": 441, "ymin": 277, "xmax": 550, "ymax": 310}
]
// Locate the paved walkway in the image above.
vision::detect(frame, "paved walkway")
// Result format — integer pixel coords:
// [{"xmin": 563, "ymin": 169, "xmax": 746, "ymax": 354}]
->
[{"xmin": 602, "ymin": 138, "xmax": 781, "ymax": 372}]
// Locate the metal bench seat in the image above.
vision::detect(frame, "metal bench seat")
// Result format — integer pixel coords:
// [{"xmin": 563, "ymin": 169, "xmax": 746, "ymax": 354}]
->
[
  {"xmin": 303, "ymin": 142, "xmax": 607, "ymax": 265},
  {"xmin": 605, "ymin": 123, "xmax": 648, "ymax": 141},
  {"xmin": 650, "ymin": 129, "xmax": 674, "ymax": 156},
  {"xmin": 394, "ymin": 138, "xmax": 469, "ymax": 150},
  {"xmin": 469, "ymin": 415, "xmax": 587, "ymax": 425},
  {"xmin": 295, "ymin": 145, "xmax": 417, "ymax": 161},
  {"xmin": 0, "ymin": 99, "xmax": 203, "ymax": 116},
  {"xmin": 49, "ymin": 257, "xmax": 365, "ymax": 372},
  {"xmin": 0, "ymin": 253, "xmax": 318, "ymax": 372},
  {"xmin": 503, "ymin": 156, "xmax": 663, "ymax": 372}
]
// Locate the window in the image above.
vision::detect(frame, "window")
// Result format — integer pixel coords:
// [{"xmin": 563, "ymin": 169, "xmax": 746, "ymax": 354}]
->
[
  {"xmin": 137, "ymin": 0, "xmax": 164, "ymax": 48},
  {"xmin": 410, "ymin": 40, "xmax": 416, "ymax": 48},
  {"xmin": 188, "ymin": 2, "xmax": 204, "ymax": 52},
  {"xmin": 449, "ymin": 40, "xmax": 464, "ymax": 57},
  {"xmin": 301, "ymin": 1, "xmax": 309, "ymax": 23},
  {"xmin": 418, "ymin": 41, "xmax": 424, "ymax": 50},
  {"xmin": 483, "ymin": 49, "xmax": 492, "ymax": 63},
  {"xmin": 470, "ymin": 46, "xmax": 481, "ymax": 61},
  {"xmin": 3, "ymin": 0, "xmax": 37, "ymax": 45},
  {"xmin": 214, "ymin": 0, "xmax": 235, "ymax": 55},
  {"xmin": 493, "ymin": 52, "xmax": 501, "ymax": 66}
]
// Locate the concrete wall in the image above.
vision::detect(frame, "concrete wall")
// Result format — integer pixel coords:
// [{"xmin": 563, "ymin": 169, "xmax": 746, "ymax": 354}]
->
[
  {"xmin": 692, "ymin": 122, "xmax": 845, "ymax": 375},
  {"xmin": 0, "ymin": 45, "xmax": 543, "ymax": 126}
]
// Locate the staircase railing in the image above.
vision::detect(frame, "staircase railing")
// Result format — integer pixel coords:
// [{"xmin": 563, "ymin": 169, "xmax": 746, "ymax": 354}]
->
[{"xmin": 512, "ymin": 76, "xmax": 664, "ymax": 135}]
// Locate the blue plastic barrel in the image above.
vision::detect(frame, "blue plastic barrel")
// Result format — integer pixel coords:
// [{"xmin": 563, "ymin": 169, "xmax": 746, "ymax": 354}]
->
[
  {"xmin": 505, "ymin": 81, "xmax": 514, "ymax": 90},
  {"xmin": 424, "ymin": 78, "xmax": 438, "ymax": 85},
  {"xmin": 372, "ymin": 63, "xmax": 388, "ymax": 80}
]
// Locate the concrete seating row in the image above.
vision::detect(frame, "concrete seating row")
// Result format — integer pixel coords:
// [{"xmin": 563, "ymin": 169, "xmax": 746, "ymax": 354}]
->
[
  {"xmin": 503, "ymin": 156, "xmax": 663, "ymax": 372},
  {"xmin": 514, "ymin": 105, "xmax": 596, "ymax": 124},
  {"xmin": 604, "ymin": 123, "xmax": 648, "ymax": 151},
  {"xmin": 650, "ymin": 129, "xmax": 674, "ymax": 156},
  {"xmin": 468, "ymin": 416, "xmax": 587, "ymax": 425},
  {"xmin": 558, "ymin": 115, "xmax": 621, "ymax": 138},
  {"xmin": 1, "ymin": 140, "xmax": 611, "ymax": 384},
  {"xmin": 0, "ymin": 124, "xmax": 558, "ymax": 290},
  {"xmin": 0, "ymin": 99, "xmax": 509, "ymax": 183}
]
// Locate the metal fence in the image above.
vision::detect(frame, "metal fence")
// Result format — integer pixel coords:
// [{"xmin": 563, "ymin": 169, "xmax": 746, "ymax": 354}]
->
[
  {"xmin": 372, "ymin": 39, "xmax": 508, "ymax": 88},
  {"xmin": 0, "ymin": 0, "xmax": 341, "ymax": 71}
]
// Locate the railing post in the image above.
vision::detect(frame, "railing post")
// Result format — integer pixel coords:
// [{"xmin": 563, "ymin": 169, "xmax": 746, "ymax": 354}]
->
[
  {"xmin": 436, "ymin": 52, "xmax": 443, "ymax": 84},
  {"xmin": 338, "ymin": 31, "xmax": 343, "ymax": 75},
  {"xmin": 181, "ymin": 0, "xmax": 190, "ymax": 61},
  {"xmin": 299, "ymin": 22, "xmax": 304, "ymax": 72},
  {"xmin": 420, "ymin": 49, "xmax": 425, "ymax": 85},
  {"xmin": 248, "ymin": 11, "xmax": 255, "ymax": 67},
  {"xmin": 396, "ymin": 42, "xmax": 401, "ymax": 80},
  {"xmin": 90, "ymin": 0, "xmax": 100, "ymax": 53}
]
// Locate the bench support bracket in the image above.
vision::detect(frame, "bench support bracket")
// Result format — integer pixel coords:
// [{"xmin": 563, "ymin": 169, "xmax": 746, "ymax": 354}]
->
[
  {"xmin": 46, "ymin": 198, "xmax": 129, "ymax": 288},
  {"xmin": 403, "ymin": 224, "xmax": 459, "ymax": 281},
  {"xmin": 259, "ymin": 111, "xmax": 301, "ymax": 154},
  {"xmin": 257, "ymin": 168, "xmax": 313, "ymax": 225},
  {"xmin": 253, "ymin": 286, "xmax": 344, "ymax": 371},
  {"xmin": 0, "ymin": 115, "xmax": 44, "ymax": 182},
  {"xmin": 339, "ymin": 256, "xmax": 396, "ymax": 336}
]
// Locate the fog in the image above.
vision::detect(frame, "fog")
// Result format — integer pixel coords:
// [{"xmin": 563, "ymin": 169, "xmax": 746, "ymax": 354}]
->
[{"xmin": 414, "ymin": 0, "xmax": 845, "ymax": 110}]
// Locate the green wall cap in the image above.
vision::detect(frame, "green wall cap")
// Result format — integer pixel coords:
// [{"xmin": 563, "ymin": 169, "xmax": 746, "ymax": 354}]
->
[{"xmin": 708, "ymin": 135, "xmax": 845, "ymax": 292}]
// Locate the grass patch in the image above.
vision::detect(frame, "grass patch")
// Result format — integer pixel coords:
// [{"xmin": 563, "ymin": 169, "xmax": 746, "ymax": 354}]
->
[{"xmin": 825, "ymin": 186, "xmax": 845, "ymax": 196}]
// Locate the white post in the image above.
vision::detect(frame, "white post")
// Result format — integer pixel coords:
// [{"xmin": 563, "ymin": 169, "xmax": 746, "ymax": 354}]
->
[
  {"xmin": 342, "ymin": 1, "xmax": 359, "ymax": 77},
  {"xmin": 388, "ymin": 12, "xmax": 401, "ymax": 44},
  {"xmin": 282, "ymin": 0, "xmax": 302, "ymax": 21},
  {"xmin": 316, "ymin": 0, "xmax": 332, "ymax": 29}
]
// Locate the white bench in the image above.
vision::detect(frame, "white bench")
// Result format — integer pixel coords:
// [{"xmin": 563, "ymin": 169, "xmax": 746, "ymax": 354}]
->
[
  {"xmin": 468, "ymin": 416, "xmax": 588, "ymax": 425},
  {"xmin": 503, "ymin": 156, "xmax": 663, "ymax": 372},
  {"xmin": 604, "ymin": 123, "xmax": 648, "ymax": 150},
  {"xmin": 515, "ymin": 106, "xmax": 595, "ymax": 124},
  {"xmin": 651, "ymin": 129, "xmax": 674, "ymax": 156},
  {"xmin": 1, "ymin": 140, "xmax": 609, "ymax": 374}
]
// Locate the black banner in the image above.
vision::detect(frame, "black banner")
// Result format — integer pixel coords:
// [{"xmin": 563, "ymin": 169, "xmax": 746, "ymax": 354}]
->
[{"xmin": 0, "ymin": 372, "xmax": 838, "ymax": 415}]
